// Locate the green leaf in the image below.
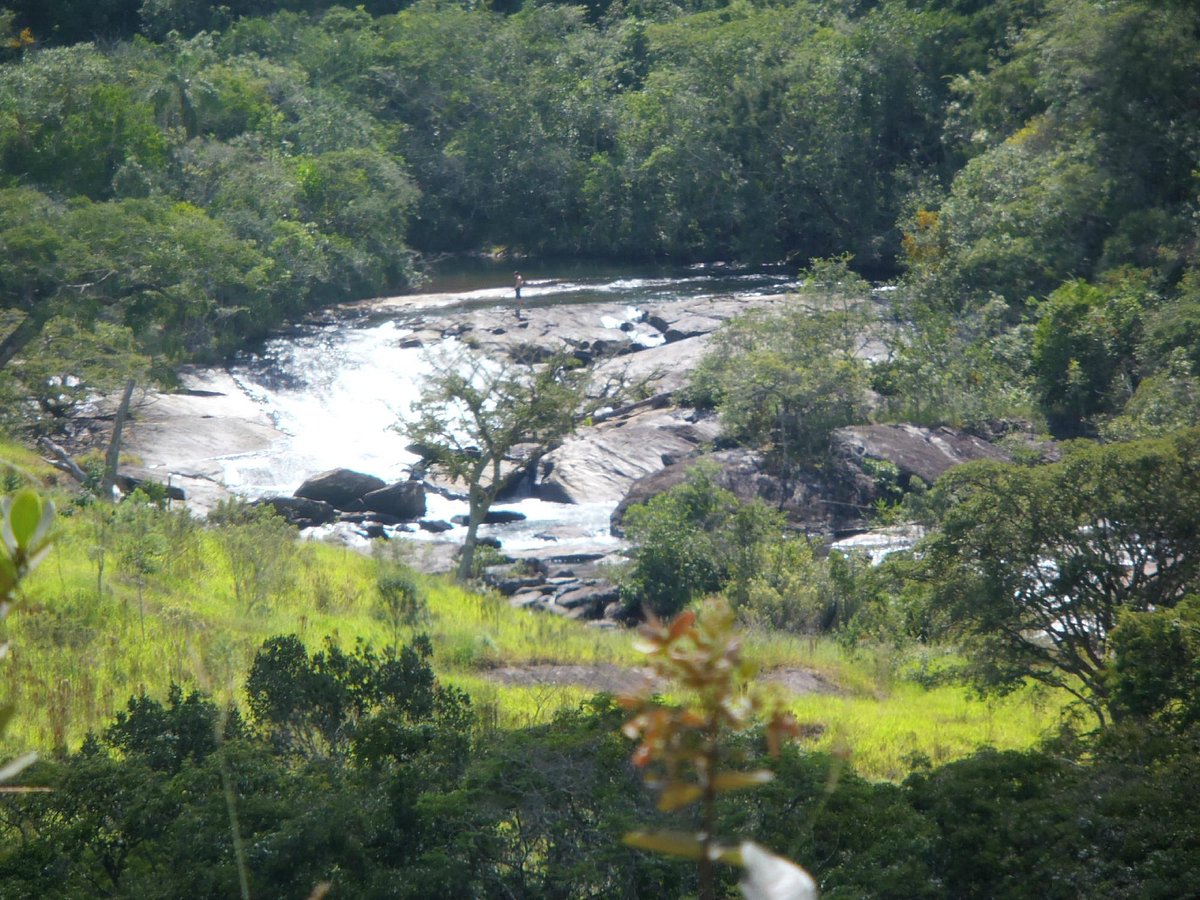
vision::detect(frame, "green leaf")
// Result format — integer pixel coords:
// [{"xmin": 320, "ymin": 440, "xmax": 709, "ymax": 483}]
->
[
  {"xmin": 712, "ymin": 769, "xmax": 774, "ymax": 794},
  {"xmin": 658, "ymin": 782, "xmax": 704, "ymax": 812},
  {"xmin": 7, "ymin": 491, "xmax": 41, "ymax": 548},
  {"xmin": 623, "ymin": 830, "xmax": 705, "ymax": 860}
]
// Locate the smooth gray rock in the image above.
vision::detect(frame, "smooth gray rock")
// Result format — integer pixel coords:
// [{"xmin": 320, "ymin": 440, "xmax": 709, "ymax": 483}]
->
[
  {"xmin": 535, "ymin": 406, "xmax": 721, "ymax": 505},
  {"xmin": 295, "ymin": 468, "xmax": 387, "ymax": 508},
  {"xmin": 613, "ymin": 425, "xmax": 1014, "ymax": 538},
  {"xmin": 362, "ymin": 481, "xmax": 426, "ymax": 521},
  {"xmin": 611, "ymin": 447, "xmax": 873, "ymax": 537},
  {"xmin": 556, "ymin": 581, "xmax": 621, "ymax": 611},
  {"xmin": 831, "ymin": 424, "xmax": 1010, "ymax": 486}
]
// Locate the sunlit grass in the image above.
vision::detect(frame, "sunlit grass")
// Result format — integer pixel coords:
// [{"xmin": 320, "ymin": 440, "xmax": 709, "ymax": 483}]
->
[
  {"xmin": 1, "ymin": 483, "xmax": 1068, "ymax": 780},
  {"xmin": 423, "ymin": 578, "xmax": 636, "ymax": 670},
  {"xmin": 788, "ymin": 681, "xmax": 1063, "ymax": 782},
  {"xmin": 448, "ymin": 673, "xmax": 596, "ymax": 731}
]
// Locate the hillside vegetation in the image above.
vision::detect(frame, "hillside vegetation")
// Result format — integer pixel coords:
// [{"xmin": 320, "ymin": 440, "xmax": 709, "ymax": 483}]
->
[{"xmin": 1, "ymin": 0, "xmax": 1199, "ymax": 896}]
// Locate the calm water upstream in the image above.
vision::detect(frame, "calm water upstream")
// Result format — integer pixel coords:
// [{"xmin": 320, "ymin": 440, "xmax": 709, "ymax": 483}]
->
[{"xmin": 216, "ymin": 261, "xmax": 799, "ymax": 551}]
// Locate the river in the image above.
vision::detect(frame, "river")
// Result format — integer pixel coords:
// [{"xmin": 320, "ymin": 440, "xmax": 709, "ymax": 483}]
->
[{"xmin": 202, "ymin": 260, "xmax": 799, "ymax": 554}]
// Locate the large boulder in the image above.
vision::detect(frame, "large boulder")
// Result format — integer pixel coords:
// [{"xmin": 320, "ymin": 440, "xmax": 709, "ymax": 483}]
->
[
  {"xmin": 294, "ymin": 468, "xmax": 387, "ymax": 508},
  {"xmin": 451, "ymin": 509, "xmax": 527, "ymax": 526},
  {"xmin": 610, "ymin": 449, "xmax": 847, "ymax": 535},
  {"xmin": 535, "ymin": 406, "xmax": 721, "ymax": 505},
  {"xmin": 254, "ymin": 495, "xmax": 338, "ymax": 527},
  {"xmin": 612, "ymin": 425, "xmax": 1015, "ymax": 538},
  {"xmin": 831, "ymin": 424, "xmax": 1010, "ymax": 487},
  {"xmin": 362, "ymin": 481, "xmax": 426, "ymax": 520}
]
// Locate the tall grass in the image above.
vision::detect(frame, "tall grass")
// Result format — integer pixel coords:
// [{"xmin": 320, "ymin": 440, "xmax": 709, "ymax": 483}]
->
[
  {"xmin": 787, "ymin": 682, "xmax": 1060, "ymax": 782},
  {"xmin": 0, "ymin": 481, "xmax": 1067, "ymax": 779}
]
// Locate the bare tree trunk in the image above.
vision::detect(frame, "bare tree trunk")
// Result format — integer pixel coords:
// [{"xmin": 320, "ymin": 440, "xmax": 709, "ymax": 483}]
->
[
  {"xmin": 101, "ymin": 379, "xmax": 136, "ymax": 501},
  {"xmin": 37, "ymin": 436, "xmax": 89, "ymax": 485}
]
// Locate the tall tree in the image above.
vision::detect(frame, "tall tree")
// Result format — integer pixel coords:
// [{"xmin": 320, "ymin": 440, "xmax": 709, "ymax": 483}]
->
[
  {"xmin": 922, "ymin": 429, "xmax": 1200, "ymax": 725},
  {"xmin": 403, "ymin": 348, "xmax": 593, "ymax": 581}
]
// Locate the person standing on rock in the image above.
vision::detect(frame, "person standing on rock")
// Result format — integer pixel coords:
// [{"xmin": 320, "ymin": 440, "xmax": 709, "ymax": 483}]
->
[{"xmin": 514, "ymin": 271, "xmax": 525, "ymax": 319}]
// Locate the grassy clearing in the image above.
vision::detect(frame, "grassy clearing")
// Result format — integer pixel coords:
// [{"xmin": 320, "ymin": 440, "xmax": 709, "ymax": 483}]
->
[
  {"xmin": 0, "ymin": 482, "xmax": 1067, "ymax": 779},
  {"xmin": 2, "ymin": 498, "xmax": 638, "ymax": 751},
  {"xmin": 788, "ymin": 682, "xmax": 1062, "ymax": 782}
]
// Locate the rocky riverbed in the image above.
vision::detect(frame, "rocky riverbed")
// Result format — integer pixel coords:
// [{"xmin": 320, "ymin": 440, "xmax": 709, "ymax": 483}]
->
[{"xmin": 114, "ymin": 278, "xmax": 1024, "ymax": 623}]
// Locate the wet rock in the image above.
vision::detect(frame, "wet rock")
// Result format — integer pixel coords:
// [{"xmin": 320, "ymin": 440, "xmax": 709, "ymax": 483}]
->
[
  {"xmin": 362, "ymin": 481, "xmax": 426, "ymax": 520},
  {"xmin": 254, "ymin": 495, "xmax": 338, "ymax": 527},
  {"xmin": 451, "ymin": 509, "xmax": 527, "ymax": 526},
  {"xmin": 419, "ymin": 519, "xmax": 454, "ymax": 533},
  {"xmin": 295, "ymin": 468, "xmax": 387, "ymax": 508}
]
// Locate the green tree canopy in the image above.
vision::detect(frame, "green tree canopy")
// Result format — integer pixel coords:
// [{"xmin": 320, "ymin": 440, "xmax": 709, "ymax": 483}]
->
[{"xmin": 922, "ymin": 429, "xmax": 1200, "ymax": 725}]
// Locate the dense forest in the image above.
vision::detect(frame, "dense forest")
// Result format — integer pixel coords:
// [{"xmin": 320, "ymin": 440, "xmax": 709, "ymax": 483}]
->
[{"xmin": 2, "ymin": 0, "xmax": 1200, "ymax": 896}]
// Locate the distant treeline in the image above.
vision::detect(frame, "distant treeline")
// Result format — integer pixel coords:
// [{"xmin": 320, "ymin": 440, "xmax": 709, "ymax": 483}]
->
[{"xmin": 0, "ymin": 0, "xmax": 1197, "ymax": 436}]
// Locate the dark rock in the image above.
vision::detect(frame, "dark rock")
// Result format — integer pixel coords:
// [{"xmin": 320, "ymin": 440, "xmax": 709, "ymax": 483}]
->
[
  {"xmin": 366, "ymin": 512, "xmax": 405, "ymax": 526},
  {"xmin": 254, "ymin": 495, "xmax": 338, "ymax": 527},
  {"xmin": 361, "ymin": 524, "xmax": 388, "ymax": 540},
  {"xmin": 556, "ymin": 581, "xmax": 620, "ymax": 610},
  {"xmin": 510, "ymin": 590, "xmax": 549, "ymax": 610},
  {"xmin": 493, "ymin": 574, "xmax": 548, "ymax": 594},
  {"xmin": 116, "ymin": 470, "xmax": 187, "ymax": 502},
  {"xmin": 419, "ymin": 520, "xmax": 454, "ymax": 533},
  {"xmin": 295, "ymin": 468, "xmax": 386, "ymax": 508},
  {"xmin": 362, "ymin": 481, "xmax": 426, "ymax": 520},
  {"xmin": 451, "ymin": 509, "xmax": 527, "ymax": 526},
  {"xmin": 477, "ymin": 536, "xmax": 502, "ymax": 549},
  {"xmin": 611, "ymin": 448, "xmax": 868, "ymax": 537},
  {"xmin": 613, "ymin": 426, "xmax": 1013, "ymax": 539}
]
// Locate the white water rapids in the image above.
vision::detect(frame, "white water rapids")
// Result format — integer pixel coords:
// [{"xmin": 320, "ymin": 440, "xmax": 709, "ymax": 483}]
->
[{"xmin": 186, "ymin": 264, "xmax": 799, "ymax": 553}]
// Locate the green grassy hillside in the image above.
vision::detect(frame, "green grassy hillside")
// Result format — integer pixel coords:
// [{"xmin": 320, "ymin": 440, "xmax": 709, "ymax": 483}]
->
[{"xmin": 1, "ymin": 482, "xmax": 1064, "ymax": 781}]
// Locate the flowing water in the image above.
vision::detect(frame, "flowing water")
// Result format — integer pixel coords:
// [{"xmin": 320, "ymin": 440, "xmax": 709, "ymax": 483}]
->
[{"xmin": 215, "ymin": 260, "xmax": 799, "ymax": 551}]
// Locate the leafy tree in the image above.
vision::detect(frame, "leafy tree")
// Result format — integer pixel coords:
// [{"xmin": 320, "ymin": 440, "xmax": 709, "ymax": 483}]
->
[
  {"xmin": 619, "ymin": 466, "xmax": 739, "ymax": 618},
  {"xmin": 245, "ymin": 633, "xmax": 470, "ymax": 768},
  {"xmin": 1101, "ymin": 349, "xmax": 1200, "ymax": 441},
  {"xmin": 1105, "ymin": 597, "xmax": 1200, "ymax": 733},
  {"xmin": 0, "ymin": 46, "xmax": 167, "ymax": 199},
  {"xmin": 1030, "ymin": 272, "xmax": 1149, "ymax": 434},
  {"xmin": 619, "ymin": 465, "xmax": 816, "ymax": 623},
  {"xmin": 403, "ymin": 347, "xmax": 592, "ymax": 582},
  {"xmin": 871, "ymin": 292, "xmax": 1037, "ymax": 431},
  {"xmin": 104, "ymin": 683, "xmax": 238, "ymax": 773},
  {"xmin": 689, "ymin": 268, "xmax": 871, "ymax": 471},
  {"xmin": 922, "ymin": 429, "xmax": 1200, "ymax": 725}
]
